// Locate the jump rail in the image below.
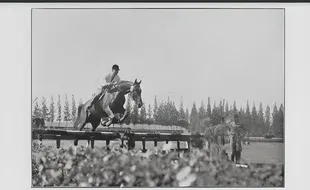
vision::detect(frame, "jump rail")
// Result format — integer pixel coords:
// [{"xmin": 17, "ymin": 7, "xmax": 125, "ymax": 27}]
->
[{"xmin": 32, "ymin": 128, "xmax": 204, "ymax": 152}]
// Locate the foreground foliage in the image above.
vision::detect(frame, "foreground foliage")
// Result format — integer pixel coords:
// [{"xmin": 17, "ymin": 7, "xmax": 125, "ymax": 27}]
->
[{"xmin": 32, "ymin": 141, "xmax": 283, "ymax": 187}]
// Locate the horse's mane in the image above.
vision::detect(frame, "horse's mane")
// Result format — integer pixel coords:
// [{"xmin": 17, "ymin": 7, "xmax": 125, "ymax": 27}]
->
[
  {"xmin": 117, "ymin": 80, "xmax": 133, "ymax": 85},
  {"xmin": 114, "ymin": 80, "xmax": 134, "ymax": 94}
]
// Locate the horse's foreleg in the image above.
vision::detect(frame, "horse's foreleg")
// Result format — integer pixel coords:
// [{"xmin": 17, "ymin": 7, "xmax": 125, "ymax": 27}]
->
[
  {"xmin": 103, "ymin": 106, "xmax": 115, "ymax": 127},
  {"xmin": 119, "ymin": 109, "xmax": 129, "ymax": 124}
]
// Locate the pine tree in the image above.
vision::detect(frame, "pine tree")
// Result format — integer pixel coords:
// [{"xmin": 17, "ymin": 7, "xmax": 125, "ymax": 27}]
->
[
  {"xmin": 131, "ymin": 103, "xmax": 139, "ymax": 125},
  {"xmin": 277, "ymin": 104, "xmax": 284, "ymax": 137},
  {"xmin": 33, "ymin": 99, "xmax": 42, "ymax": 117},
  {"xmin": 162, "ymin": 101, "xmax": 171, "ymax": 125},
  {"xmin": 219, "ymin": 100, "xmax": 223, "ymax": 116},
  {"xmin": 233, "ymin": 101, "xmax": 238, "ymax": 114},
  {"xmin": 207, "ymin": 97, "xmax": 212, "ymax": 117},
  {"xmin": 153, "ymin": 96, "xmax": 159, "ymax": 124},
  {"xmin": 258, "ymin": 102, "xmax": 264, "ymax": 119},
  {"xmin": 179, "ymin": 98, "xmax": 186, "ymax": 120},
  {"xmin": 211, "ymin": 101, "xmax": 221, "ymax": 125},
  {"xmin": 251, "ymin": 103, "xmax": 258, "ymax": 136},
  {"xmin": 198, "ymin": 101, "xmax": 207, "ymax": 120},
  {"xmin": 265, "ymin": 105, "xmax": 271, "ymax": 134},
  {"xmin": 147, "ymin": 104, "xmax": 154, "ymax": 125},
  {"xmin": 79, "ymin": 98, "xmax": 83, "ymax": 106},
  {"xmin": 185, "ymin": 108, "xmax": 190, "ymax": 122},
  {"xmin": 139, "ymin": 104, "xmax": 147, "ymax": 124},
  {"xmin": 240, "ymin": 106, "xmax": 243, "ymax": 113},
  {"xmin": 171, "ymin": 102, "xmax": 179, "ymax": 126},
  {"xmin": 71, "ymin": 95, "xmax": 77, "ymax": 122},
  {"xmin": 49, "ymin": 95, "xmax": 55, "ymax": 122},
  {"xmin": 147, "ymin": 104, "xmax": 152, "ymax": 119},
  {"xmin": 124, "ymin": 100, "xmax": 132, "ymax": 125},
  {"xmin": 246, "ymin": 100, "xmax": 251, "ymax": 116},
  {"xmin": 63, "ymin": 94, "xmax": 71, "ymax": 122},
  {"xmin": 57, "ymin": 95, "xmax": 62, "ymax": 123},
  {"xmin": 190, "ymin": 102, "xmax": 199, "ymax": 131},
  {"xmin": 245, "ymin": 100, "xmax": 252, "ymax": 136},
  {"xmin": 41, "ymin": 97, "xmax": 49, "ymax": 120},
  {"xmin": 225, "ymin": 101, "xmax": 229, "ymax": 116},
  {"xmin": 163, "ymin": 101, "xmax": 171, "ymax": 125},
  {"xmin": 157, "ymin": 102, "xmax": 165, "ymax": 125},
  {"xmin": 239, "ymin": 106, "xmax": 245, "ymax": 121},
  {"xmin": 257, "ymin": 102, "xmax": 265, "ymax": 136},
  {"xmin": 272, "ymin": 104, "xmax": 278, "ymax": 135}
]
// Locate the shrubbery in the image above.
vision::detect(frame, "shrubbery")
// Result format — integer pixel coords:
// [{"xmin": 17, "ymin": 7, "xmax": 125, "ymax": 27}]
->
[{"xmin": 32, "ymin": 141, "xmax": 283, "ymax": 187}]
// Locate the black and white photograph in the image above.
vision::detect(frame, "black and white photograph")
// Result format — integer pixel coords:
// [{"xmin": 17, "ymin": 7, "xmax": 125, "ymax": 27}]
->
[{"xmin": 31, "ymin": 7, "xmax": 284, "ymax": 187}]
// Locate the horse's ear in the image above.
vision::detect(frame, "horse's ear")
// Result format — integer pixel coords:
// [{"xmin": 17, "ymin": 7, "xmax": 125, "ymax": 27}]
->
[
  {"xmin": 134, "ymin": 79, "xmax": 137, "ymax": 84},
  {"xmin": 138, "ymin": 80, "xmax": 142, "ymax": 84}
]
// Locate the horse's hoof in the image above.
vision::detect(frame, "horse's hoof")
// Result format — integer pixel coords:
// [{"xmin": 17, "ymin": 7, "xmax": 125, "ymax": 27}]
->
[{"xmin": 104, "ymin": 120, "xmax": 113, "ymax": 127}]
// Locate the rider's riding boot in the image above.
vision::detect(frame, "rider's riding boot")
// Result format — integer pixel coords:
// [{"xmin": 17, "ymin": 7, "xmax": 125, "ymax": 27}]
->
[{"xmin": 87, "ymin": 92, "xmax": 103, "ymax": 113}]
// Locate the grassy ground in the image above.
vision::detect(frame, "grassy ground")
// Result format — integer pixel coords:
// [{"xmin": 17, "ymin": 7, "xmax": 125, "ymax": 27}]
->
[{"xmin": 36, "ymin": 139, "xmax": 283, "ymax": 164}]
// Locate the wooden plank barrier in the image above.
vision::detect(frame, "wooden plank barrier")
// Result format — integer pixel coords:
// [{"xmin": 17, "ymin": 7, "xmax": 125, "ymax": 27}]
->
[{"xmin": 32, "ymin": 128, "xmax": 203, "ymax": 151}]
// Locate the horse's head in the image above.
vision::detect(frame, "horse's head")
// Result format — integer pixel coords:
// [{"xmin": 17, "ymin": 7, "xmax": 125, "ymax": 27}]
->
[{"xmin": 129, "ymin": 79, "xmax": 143, "ymax": 108}]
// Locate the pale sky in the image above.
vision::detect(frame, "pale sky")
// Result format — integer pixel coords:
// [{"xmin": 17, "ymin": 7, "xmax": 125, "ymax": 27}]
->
[{"xmin": 32, "ymin": 9, "xmax": 284, "ymax": 110}]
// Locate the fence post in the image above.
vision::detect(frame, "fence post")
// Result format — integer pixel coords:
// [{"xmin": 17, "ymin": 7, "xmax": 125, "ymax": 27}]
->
[
  {"xmin": 74, "ymin": 137, "xmax": 78, "ymax": 146},
  {"xmin": 121, "ymin": 139, "xmax": 124, "ymax": 148},
  {"xmin": 128, "ymin": 136, "xmax": 135, "ymax": 150},
  {"xmin": 38, "ymin": 134, "xmax": 42, "ymax": 142},
  {"xmin": 56, "ymin": 135, "xmax": 61, "ymax": 149},
  {"xmin": 187, "ymin": 139, "xmax": 191, "ymax": 152},
  {"xmin": 90, "ymin": 136, "xmax": 95, "ymax": 149},
  {"xmin": 106, "ymin": 140, "xmax": 110, "ymax": 151},
  {"xmin": 177, "ymin": 140, "xmax": 180, "ymax": 150},
  {"xmin": 154, "ymin": 139, "xmax": 158, "ymax": 147},
  {"xmin": 142, "ymin": 138, "xmax": 146, "ymax": 153}
]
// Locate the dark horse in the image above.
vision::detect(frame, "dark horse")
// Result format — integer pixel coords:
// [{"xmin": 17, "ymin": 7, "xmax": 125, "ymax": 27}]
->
[{"xmin": 74, "ymin": 79, "xmax": 143, "ymax": 131}]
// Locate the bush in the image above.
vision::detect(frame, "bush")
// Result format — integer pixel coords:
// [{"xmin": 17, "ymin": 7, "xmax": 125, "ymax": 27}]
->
[{"xmin": 32, "ymin": 141, "xmax": 283, "ymax": 187}]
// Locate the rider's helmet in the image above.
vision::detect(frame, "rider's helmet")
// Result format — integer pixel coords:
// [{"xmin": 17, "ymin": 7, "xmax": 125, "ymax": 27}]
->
[{"xmin": 112, "ymin": 64, "xmax": 120, "ymax": 71}]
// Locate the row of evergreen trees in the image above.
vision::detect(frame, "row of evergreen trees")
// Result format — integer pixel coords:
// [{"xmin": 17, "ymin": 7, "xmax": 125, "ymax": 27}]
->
[
  {"xmin": 32, "ymin": 95, "xmax": 82, "ymax": 123},
  {"xmin": 32, "ymin": 95, "xmax": 284, "ymax": 137}
]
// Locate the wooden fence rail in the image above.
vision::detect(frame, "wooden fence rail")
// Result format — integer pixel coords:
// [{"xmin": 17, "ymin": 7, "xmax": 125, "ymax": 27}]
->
[{"xmin": 32, "ymin": 128, "xmax": 203, "ymax": 152}]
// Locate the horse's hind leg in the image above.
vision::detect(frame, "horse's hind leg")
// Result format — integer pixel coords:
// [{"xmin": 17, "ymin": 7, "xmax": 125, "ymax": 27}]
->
[{"xmin": 78, "ymin": 113, "xmax": 88, "ymax": 131}]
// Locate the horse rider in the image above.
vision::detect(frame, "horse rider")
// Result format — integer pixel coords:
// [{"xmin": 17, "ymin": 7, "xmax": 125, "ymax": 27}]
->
[{"xmin": 87, "ymin": 64, "xmax": 121, "ymax": 125}]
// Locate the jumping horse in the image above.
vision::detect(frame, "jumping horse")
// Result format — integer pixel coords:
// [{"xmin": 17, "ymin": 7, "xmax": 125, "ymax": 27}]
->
[{"xmin": 74, "ymin": 79, "xmax": 143, "ymax": 131}]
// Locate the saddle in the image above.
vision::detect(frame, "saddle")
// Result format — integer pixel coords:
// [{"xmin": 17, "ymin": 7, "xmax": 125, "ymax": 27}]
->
[{"xmin": 98, "ymin": 83, "xmax": 119, "ymax": 101}]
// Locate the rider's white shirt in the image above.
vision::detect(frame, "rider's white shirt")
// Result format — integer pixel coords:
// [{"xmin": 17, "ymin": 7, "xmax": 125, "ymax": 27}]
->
[
  {"xmin": 97, "ymin": 73, "xmax": 121, "ymax": 90},
  {"xmin": 105, "ymin": 73, "xmax": 121, "ymax": 83}
]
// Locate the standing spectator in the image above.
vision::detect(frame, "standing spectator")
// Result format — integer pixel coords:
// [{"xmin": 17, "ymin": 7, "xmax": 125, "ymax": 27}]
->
[{"xmin": 230, "ymin": 114, "xmax": 247, "ymax": 164}]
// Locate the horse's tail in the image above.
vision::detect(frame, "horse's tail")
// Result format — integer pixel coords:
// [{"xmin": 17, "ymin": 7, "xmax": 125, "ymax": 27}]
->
[
  {"xmin": 77, "ymin": 104, "xmax": 83, "ymax": 118},
  {"xmin": 73, "ymin": 104, "xmax": 84, "ymax": 128}
]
